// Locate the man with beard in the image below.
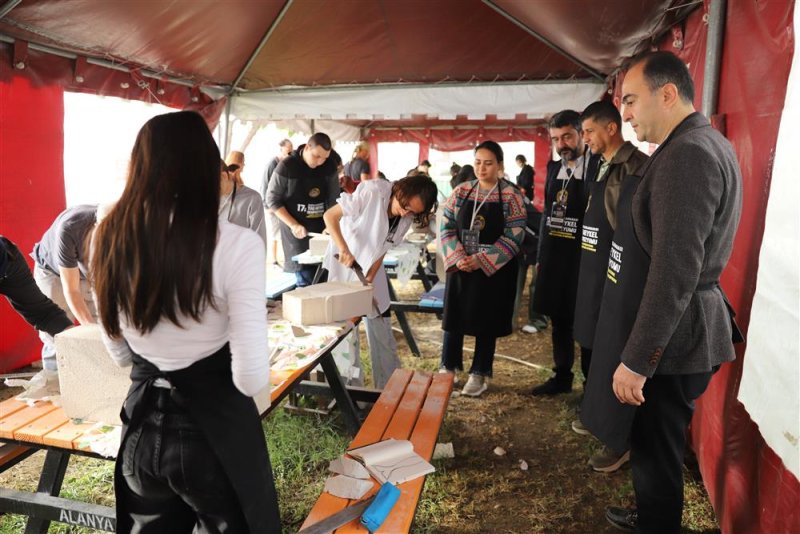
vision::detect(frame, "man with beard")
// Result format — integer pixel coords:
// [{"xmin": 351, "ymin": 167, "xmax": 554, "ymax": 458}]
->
[{"xmin": 530, "ymin": 110, "xmax": 600, "ymax": 396}]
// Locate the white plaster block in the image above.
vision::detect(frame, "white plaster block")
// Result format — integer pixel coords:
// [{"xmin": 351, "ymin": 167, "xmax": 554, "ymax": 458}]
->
[
  {"xmin": 282, "ymin": 282, "xmax": 373, "ymax": 325},
  {"xmin": 55, "ymin": 324, "xmax": 131, "ymax": 425},
  {"xmin": 308, "ymin": 234, "xmax": 331, "ymax": 256}
]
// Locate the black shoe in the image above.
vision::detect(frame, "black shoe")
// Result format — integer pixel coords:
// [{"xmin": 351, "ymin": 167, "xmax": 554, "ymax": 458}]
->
[
  {"xmin": 605, "ymin": 506, "xmax": 637, "ymax": 532},
  {"xmin": 530, "ymin": 376, "xmax": 572, "ymax": 396}
]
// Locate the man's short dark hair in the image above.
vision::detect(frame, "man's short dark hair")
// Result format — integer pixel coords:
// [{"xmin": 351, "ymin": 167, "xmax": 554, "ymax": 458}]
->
[
  {"xmin": 516, "ymin": 154, "xmax": 527, "ymax": 164},
  {"xmin": 631, "ymin": 51, "xmax": 695, "ymax": 104},
  {"xmin": 549, "ymin": 110, "xmax": 582, "ymax": 132},
  {"xmin": 581, "ymin": 100, "xmax": 622, "ymax": 129},
  {"xmin": 278, "ymin": 138, "xmax": 291, "ymax": 148},
  {"xmin": 308, "ymin": 132, "xmax": 332, "ymax": 151}
]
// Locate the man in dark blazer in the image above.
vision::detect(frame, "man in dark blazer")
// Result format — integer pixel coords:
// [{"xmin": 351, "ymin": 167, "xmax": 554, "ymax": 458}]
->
[{"xmin": 592, "ymin": 52, "xmax": 742, "ymax": 533}]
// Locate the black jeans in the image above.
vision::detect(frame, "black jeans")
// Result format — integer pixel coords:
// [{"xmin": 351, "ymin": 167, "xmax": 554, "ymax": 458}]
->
[
  {"xmin": 631, "ymin": 371, "xmax": 712, "ymax": 534},
  {"xmin": 440, "ymin": 330, "xmax": 497, "ymax": 377},
  {"xmin": 550, "ymin": 314, "xmax": 592, "ymax": 382},
  {"xmin": 118, "ymin": 388, "xmax": 248, "ymax": 533}
]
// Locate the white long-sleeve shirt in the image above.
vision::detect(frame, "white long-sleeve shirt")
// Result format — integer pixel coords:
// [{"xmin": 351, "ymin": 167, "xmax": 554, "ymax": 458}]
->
[
  {"xmin": 100, "ymin": 221, "xmax": 269, "ymax": 397},
  {"xmin": 322, "ymin": 179, "xmax": 413, "ymax": 316}
]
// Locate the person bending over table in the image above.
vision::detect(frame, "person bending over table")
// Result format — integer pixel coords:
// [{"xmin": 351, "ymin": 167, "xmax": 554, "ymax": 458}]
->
[
  {"xmin": 92, "ymin": 111, "xmax": 280, "ymax": 533},
  {"xmin": 323, "ymin": 175, "xmax": 438, "ymax": 389},
  {"xmin": 439, "ymin": 140, "xmax": 526, "ymax": 397}
]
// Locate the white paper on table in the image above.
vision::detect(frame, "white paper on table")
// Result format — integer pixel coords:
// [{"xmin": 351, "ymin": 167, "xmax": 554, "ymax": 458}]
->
[
  {"xmin": 323, "ymin": 475, "xmax": 374, "ymax": 500},
  {"xmin": 329, "ymin": 455, "xmax": 371, "ymax": 479}
]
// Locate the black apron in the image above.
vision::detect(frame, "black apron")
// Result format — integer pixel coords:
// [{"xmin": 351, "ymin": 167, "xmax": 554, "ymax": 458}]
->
[
  {"xmin": 532, "ymin": 165, "xmax": 588, "ymax": 318},
  {"xmin": 573, "ymin": 177, "xmax": 614, "ymax": 349},
  {"xmin": 442, "ymin": 181, "xmax": 518, "ymax": 337},
  {"xmin": 579, "ymin": 173, "xmax": 643, "ymax": 453},
  {"xmin": 115, "ymin": 345, "xmax": 281, "ymax": 533},
  {"xmin": 280, "ymin": 172, "xmax": 327, "ymax": 272}
]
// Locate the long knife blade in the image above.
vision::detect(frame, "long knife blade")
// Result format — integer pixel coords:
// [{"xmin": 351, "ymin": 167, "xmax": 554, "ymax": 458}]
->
[{"xmin": 297, "ymin": 496, "xmax": 375, "ymax": 534}]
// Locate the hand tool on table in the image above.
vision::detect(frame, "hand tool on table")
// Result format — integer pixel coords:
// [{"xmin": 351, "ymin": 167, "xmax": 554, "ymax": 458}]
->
[
  {"xmin": 334, "ymin": 254, "xmax": 380, "ymax": 315},
  {"xmin": 297, "ymin": 482, "xmax": 401, "ymax": 534}
]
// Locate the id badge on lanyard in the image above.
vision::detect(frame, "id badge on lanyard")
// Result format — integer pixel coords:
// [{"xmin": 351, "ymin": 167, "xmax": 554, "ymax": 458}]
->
[
  {"xmin": 550, "ymin": 171, "xmax": 572, "ymax": 232},
  {"xmin": 462, "ymin": 182, "xmax": 497, "ymax": 255}
]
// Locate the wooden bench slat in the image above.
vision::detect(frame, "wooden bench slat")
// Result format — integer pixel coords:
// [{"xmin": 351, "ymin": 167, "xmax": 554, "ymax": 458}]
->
[
  {"xmin": 374, "ymin": 372, "xmax": 454, "ymax": 533},
  {"xmin": 349, "ymin": 368, "xmax": 413, "ymax": 450},
  {"xmin": 42, "ymin": 418, "xmax": 97, "ymax": 449},
  {"xmin": 0, "ymin": 443, "xmax": 31, "ymax": 467},
  {"xmin": 12, "ymin": 408, "xmax": 70, "ymax": 444},
  {"xmin": 299, "ymin": 369, "xmax": 414, "ymax": 531},
  {"xmin": 0, "ymin": 403, "xmax": 59, "ymax": 440},
  {"xmin": 0, "ymin": 398, "xmax": 29, "ymax": 418},
  {"xmin": 381, "ymin": 371, "xmax": 431, "ymax": 441}
]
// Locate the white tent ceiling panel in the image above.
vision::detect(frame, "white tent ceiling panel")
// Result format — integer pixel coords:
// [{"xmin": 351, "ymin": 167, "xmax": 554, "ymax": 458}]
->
[{"xmin": 231, "ymin": 82, "xmax": 605, "ymax": 122}]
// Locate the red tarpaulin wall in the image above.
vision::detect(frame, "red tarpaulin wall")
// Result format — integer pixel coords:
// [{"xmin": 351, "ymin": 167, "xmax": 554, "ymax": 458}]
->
[
  {"xmin": 611, "ymin": 2, "xmax": 799, "ymax": 532},
  {"xmin": 0, "ymin": 43, "xmax": 224, "ymax": 372},
  {"xmin": 0, "ymin": 73, "xmax": 66, "ymax": 372}
]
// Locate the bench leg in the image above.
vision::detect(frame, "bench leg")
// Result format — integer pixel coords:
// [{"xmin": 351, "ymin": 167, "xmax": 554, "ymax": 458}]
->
[
  {"xmin": 319, "ymin": 352, "xmax": 361, "ymax": 436},
  {"xmin": 387, "ymin": 280, "xmax": 422, "ymax": 357},
  {"xmin": 23, "ymin": 449, "xmax": 70, "ymax": 534}
]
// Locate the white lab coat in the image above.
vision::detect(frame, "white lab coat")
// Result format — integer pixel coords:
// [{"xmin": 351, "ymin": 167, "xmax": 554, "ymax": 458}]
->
[{"xmin": 323, "ymin": 180, "xmax": 413, "ymax": 318}]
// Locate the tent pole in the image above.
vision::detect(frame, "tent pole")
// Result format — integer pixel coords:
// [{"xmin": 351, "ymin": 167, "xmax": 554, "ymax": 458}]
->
[
  {"xmin": 231, "ymin": 0, "xmax": 293, "ymax": 91},
  {"xmin": 0, "ymin": 0, "xmax": 21, "ymax": 19},
  {"xmin": 701, "ymin": 0, "xmax": 727, "ymax": 117},
  {"xmin": 481, "ymin": 0, "xmax": 605, "ymax": 81},
  {"xmin": 222, "ymin": 97, "xmax": 232, "ymax": 155}
]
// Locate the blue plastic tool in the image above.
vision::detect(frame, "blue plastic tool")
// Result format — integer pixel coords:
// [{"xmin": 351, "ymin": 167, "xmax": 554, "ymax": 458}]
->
[{"xmin": 360, "ymin": 482, "xmax": 401, "ymax": 532}]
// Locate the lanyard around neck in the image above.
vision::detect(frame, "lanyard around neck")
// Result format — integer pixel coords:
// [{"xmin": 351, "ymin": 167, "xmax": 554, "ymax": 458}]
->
[{"xmin": 471, "ymin": 182, "xmax": 498, "ymax": 229}]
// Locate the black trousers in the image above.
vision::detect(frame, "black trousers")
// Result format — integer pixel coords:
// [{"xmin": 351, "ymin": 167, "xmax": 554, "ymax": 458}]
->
[
  {"xmin": 441, "ymin": 331, "xmax": 497, "ymax": 377},
  {"xmin": 550, "ymin": 314, "xmax": 592, "ymax": 382},
  {"xmin": 117, "ymin": 388, "xmax": 249, "ymax": 533},
  {"xmin": 0, "ymin": 237, "xmax": 72, "ymax": 337},
  {"xmin": 631, "ymin": 371, "xmax": 712, "ymax": 534}
]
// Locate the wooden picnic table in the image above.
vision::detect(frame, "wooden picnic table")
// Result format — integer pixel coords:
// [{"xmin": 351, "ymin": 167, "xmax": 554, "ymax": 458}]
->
[{"xmin": 0, "ymin": 321, "xmax": 361, "ymax": 533}]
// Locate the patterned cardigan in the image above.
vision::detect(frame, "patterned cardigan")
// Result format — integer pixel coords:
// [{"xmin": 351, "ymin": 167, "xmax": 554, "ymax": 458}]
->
[{"xmin": 440, "ymin": 179, "xmax": 526, "ymax": 276}]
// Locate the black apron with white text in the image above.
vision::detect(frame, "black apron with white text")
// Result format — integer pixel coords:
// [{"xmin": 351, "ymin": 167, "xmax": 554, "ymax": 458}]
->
[
  {"xmin": 532, "ymin": 166, "xmax": 589, "ymax": 318},
  {"xmin": 281, "ymin": 171, "xmax": 327, "ymax": 272},
  {"xmin": 573, "ymin": 177, "xmax": 615, "ymax": 349},
  {"xmin": 115, "ymin": 345, "xmax": 281, "ymax": 533},
  {"xmin": 442, "ymin": 183, "xmax": 518, "ymax": 337},
  {"xmin": 579, "ymin": 173, "xmax": 644, "ymax": 453}
]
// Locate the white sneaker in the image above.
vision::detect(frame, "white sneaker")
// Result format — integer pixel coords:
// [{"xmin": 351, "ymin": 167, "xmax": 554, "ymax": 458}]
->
[
  {"xmin": 438, "ymin": 368, "xmax": 459, "ymax": 386},
  {"xmin": 461, "ymin": 374, "xmax": 488, "ymax": 397},
  {"xmin": 521, "ymin": 324, "xmax": 539, "ymax": 334}
]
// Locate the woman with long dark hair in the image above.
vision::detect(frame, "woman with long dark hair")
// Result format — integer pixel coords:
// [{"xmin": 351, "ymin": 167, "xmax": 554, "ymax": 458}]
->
[
  {"xmin": 439, "ymin": 141, "xmax": 526, "ymax": 397},
  {"xmin": 92, "ymin": 111, "xmax": 279, "ymax": 532},
  {"xmin": 323, "ymin": 174, "xmax": 438, "ymax": 388}
]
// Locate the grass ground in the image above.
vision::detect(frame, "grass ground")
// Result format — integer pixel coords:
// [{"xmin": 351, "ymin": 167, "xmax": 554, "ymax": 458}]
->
[{"xmin": 0, "ymin": 277, "xmax": 721, "ymax": 533}]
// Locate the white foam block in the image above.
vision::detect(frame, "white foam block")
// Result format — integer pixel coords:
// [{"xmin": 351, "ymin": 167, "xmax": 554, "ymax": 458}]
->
[
  {"xmin": 308, "ymin": 234, "xmax": 331, "ymax": 256},
  {"xmin": 282, "ymin": 282, "xmax": 373, "ymax": 325},
  {"xmin": 55, "ymin": 324, "xmax": 131, "ymax": 425}
]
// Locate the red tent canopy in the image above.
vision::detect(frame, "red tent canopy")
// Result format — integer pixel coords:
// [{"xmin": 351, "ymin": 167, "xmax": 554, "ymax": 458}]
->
[{"xmin": 0, "ymin": 1, "xmax": 797, "ymax": 532}]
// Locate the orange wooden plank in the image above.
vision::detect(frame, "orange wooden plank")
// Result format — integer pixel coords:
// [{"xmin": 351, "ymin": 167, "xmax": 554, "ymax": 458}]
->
[
  {"xmin": 42, "ymin": 418, "xmax": 97, "ymax": 449},
  {"xmin": 0, "ymin": 398, "xmax": 29, "ymax": 418},
  {"xmin": 299, "ymin": 368, "xmax": 413, "ymax": 531},
  {"xmin": 0, "ymin": 442, "xmax": 30, "ymax": 467},
  {"xmin": 349, "ymin": 368, "xmax": 413, "ymax": 450},
  {"xmin": 375, "ymin": 372, "xmax": 454, "ymax": 533},
  {"xmin": 12, "ymin": 407, "xmax": 70, "ymax": 444},
  {"xmin": 0, "ymin": 402, "xmax": 58, "ymax": 440},
  {"xmin": 381, "ymin": 371, "xmax": 431, "ymax": 441}
]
